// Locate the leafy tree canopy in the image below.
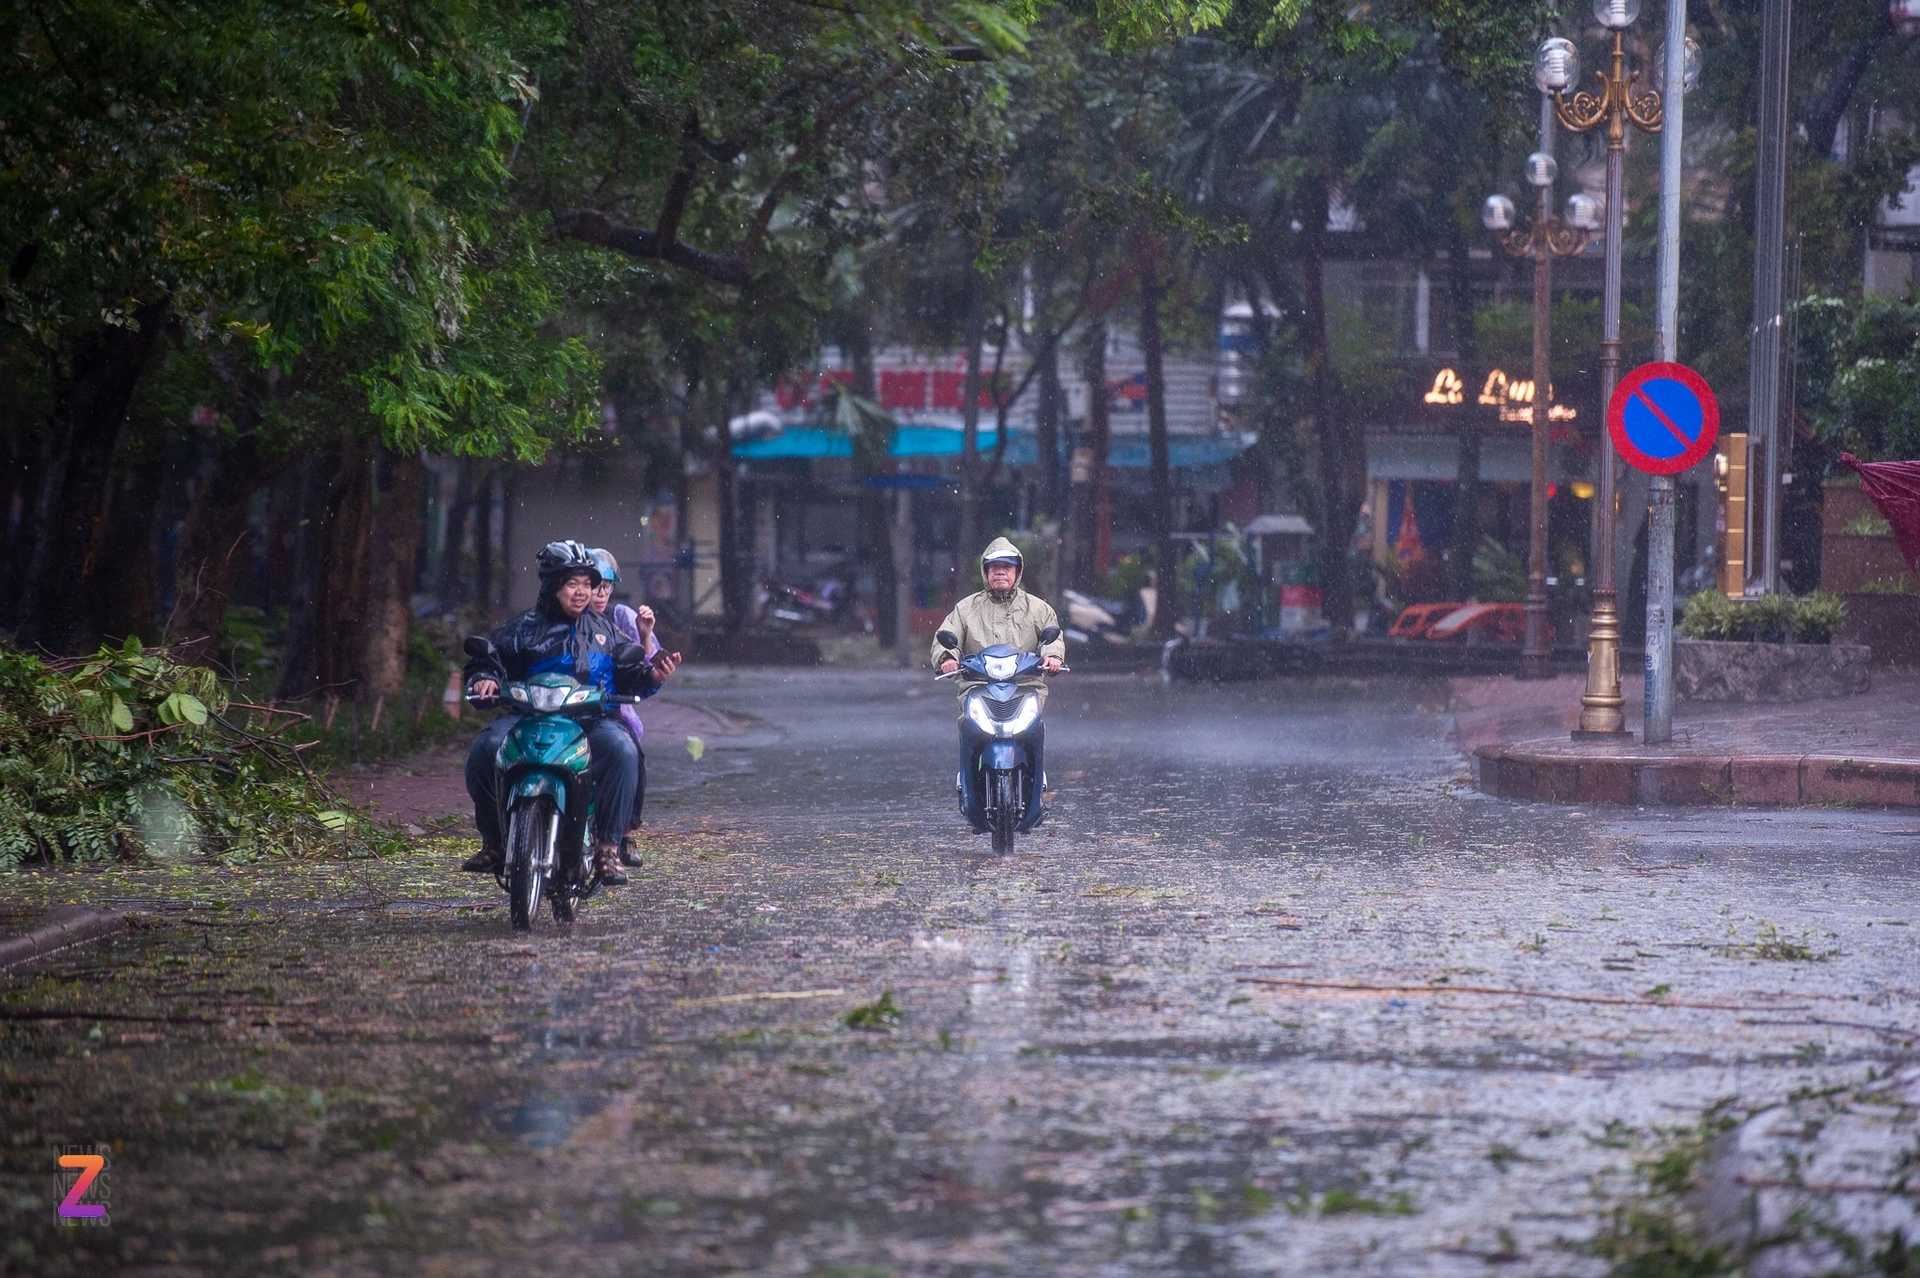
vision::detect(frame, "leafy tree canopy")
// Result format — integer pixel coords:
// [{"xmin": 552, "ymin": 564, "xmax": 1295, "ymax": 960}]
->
[{"xmin": 2, "ymin": 0, "xmax": 595, "ymax": 459}]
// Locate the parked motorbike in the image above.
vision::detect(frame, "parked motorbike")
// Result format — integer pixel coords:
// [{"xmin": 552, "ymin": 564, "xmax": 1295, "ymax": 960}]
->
[
  {"xmin": 755, "ymin": 574, "xmax": 851, "ymax": 628},
  {"xmin": 937, "ymin": 625, "xmax": 1066, "ymax": 854},
  {"xmin": 1062, "ymin": 589, "xmax": 1130, "ymax": 644},
  {"xmin": 463, "ymin": 636, "xmax": 644, "ymax": 931}
]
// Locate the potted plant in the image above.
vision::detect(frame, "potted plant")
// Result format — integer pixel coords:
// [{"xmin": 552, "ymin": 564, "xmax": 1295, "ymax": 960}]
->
[{"xmin": 1672, "ymin": 591, "xmax": 1868, "ymax": 702}]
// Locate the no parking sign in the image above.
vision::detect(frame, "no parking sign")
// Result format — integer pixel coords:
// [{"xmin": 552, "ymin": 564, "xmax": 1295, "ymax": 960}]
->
[{"xmin": 1607, "ymin": 362, "xmax": 1720, "ymax": 475}]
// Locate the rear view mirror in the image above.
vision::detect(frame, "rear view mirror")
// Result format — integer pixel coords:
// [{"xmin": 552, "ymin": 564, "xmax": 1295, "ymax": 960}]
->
[
  {"xmin": 936, "ymin": 629, "xmax": 959, "ymax": 650},
  {"xmin": 1038, "ymin": 625, "xmax": 1061, "ymax": 645},
  {"xmin": 463, "ymin": 636, "xmax": 493, "ymax": 659}
]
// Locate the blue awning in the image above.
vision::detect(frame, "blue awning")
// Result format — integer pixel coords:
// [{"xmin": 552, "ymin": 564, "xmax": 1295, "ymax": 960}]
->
[{"xmin": 735, "ymin": 426, "xmax": 1251, "ymax": 470}]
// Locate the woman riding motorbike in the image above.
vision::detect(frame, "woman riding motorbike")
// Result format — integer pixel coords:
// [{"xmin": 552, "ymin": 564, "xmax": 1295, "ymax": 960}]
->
[
  {"xmin": 460, "ymin": 540, "xmax": 665, "ymax": 886},
  {"xmin": 587, "ymin": 548, "xmax": 680, "ymax": 866}
]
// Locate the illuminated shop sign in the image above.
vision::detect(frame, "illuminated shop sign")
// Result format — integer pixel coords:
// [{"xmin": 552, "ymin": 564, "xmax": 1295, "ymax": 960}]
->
[{"xmin": 1422, "ymin": 368, "xmax": 1577, "ymax": 423}]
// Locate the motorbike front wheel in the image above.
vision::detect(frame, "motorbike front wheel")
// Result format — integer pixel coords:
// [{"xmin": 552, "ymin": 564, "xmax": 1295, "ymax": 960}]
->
[
  {"xmin": 506, "ymin": 796, "xmax": 556, "ymax": 932},
  {"xmin": 990, "ymin": 769, "xmax": 1017, "ymax": 854}
]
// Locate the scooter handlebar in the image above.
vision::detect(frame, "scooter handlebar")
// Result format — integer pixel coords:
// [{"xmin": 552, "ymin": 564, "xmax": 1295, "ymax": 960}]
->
[{"xmin": 933, "ymin": 657, "xmax": 1069, "ymax": 681}]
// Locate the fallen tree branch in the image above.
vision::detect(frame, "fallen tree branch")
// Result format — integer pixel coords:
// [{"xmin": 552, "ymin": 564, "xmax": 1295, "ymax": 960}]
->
[
  {"xmin": 1239, "ymin": 976, "xmax": 1810, "ymax": 1012},
  {"xmin": 1735, "ymin": 1016, "xmax": 1919, "ymax": 1041}
]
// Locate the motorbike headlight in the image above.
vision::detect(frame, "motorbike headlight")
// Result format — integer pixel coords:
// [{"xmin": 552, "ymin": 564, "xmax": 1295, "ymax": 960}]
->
[
  {"xmin": 964, "ymin": 695, "xmax": 998, "ymax": 735},
  {"xmin": 982, "ymin": 654, "xmax": 1019, "ymax": 681},
  {"xmin": 1001, "ymin": 693, "xmax": 1041, "ymax": 736},
  {"xmin": 564, "ymin": 686, "xmax": 597, "ymax": 706},
  {"xmin": 508, "ymin": 685, "xmax": 529, "ymax": 703},
  {"xmin": 526, "ymin": 684, "xmax": 572, "ymax": 712}
]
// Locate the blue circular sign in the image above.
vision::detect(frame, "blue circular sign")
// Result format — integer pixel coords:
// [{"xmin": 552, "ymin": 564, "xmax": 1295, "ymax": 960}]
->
[{"xmin": 1607, "ymin": 362, "xmax": 1719, "ymax": 476}]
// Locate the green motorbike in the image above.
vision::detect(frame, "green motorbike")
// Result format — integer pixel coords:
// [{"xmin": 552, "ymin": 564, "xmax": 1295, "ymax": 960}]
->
[{"xmin": 464, "ymin": 637, "xmax": 634, "ymax": 931}]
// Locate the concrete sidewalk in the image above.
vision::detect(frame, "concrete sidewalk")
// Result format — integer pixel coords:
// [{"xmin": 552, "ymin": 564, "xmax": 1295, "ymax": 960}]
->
[{"xmin": 1455, "ymin": 671, "xmax": 1920, "ymax": 807}]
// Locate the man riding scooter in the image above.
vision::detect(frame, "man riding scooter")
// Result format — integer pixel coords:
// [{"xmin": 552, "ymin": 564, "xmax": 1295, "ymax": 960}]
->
[
  {"xmin": 460, "ymin": 540, "xmax": 675, "ymax": 886},
  {"xmin": 932, "ymin": 538, "xmax": 1067, "ymax": 833}
]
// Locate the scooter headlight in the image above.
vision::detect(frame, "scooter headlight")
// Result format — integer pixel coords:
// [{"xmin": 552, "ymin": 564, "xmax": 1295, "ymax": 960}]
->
[
  {"xmin": 525, "ymin": 683, "xmax": 572, "ymax": 712},
  {"xmin": 964, "ymin": 692, "xmax": 1041, "ymax": 738},
  {"xmin": 1000, "ymin": 693, "xmax": 1041, "ymax": 736},
  {"xmin": 982, "ymin": 654, "xmax": 1020, "ymax": 681},
  {"xmin": 964, "ymin": 695, "xmax": 999, "ymax": 735},
  {"xmin": 563, "ymin": 685, "xmax": 598, "ymax": 706}
]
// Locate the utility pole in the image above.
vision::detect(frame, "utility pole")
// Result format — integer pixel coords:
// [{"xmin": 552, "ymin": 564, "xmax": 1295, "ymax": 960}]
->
[
  {"xmin": 1644, "ymin": 0, "xmax": 1693, "ymax": 744},
  {"xmin": 1748, "ymin": 0, "xmax": 1792, "ymax": 594}
]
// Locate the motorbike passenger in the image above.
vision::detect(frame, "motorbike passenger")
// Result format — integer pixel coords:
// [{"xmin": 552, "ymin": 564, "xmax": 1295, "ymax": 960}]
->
[
  {"xmin": 460, "ymin": 540, "xmax": 658, "ymax": 886},
  {"xmin": 587, "ymin": 548, "xmax": 681, "ymax": 867},
  {"xmin": 932, "ymin": 537, "xmax": 1067, "ymax": 782}
]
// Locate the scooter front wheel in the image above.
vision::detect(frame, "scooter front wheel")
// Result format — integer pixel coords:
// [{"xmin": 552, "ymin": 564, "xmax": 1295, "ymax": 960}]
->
[
  {"xmin": 990, "ymin": 770, "xmax": 1017, "ymax": 854},
  {"xmin": 506, "ymin": 796, "xmax": 556, "ymax": 932}
]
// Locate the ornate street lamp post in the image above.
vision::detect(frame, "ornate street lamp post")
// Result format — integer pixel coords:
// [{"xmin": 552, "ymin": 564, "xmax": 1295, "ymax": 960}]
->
[
  {"xmin": 1482, "ymin": 76, "xmax": 1598, "ymax": 680},
  {"xmin": 1542, "ymin": 0, "xmax": 1662, "ymax": 737}
]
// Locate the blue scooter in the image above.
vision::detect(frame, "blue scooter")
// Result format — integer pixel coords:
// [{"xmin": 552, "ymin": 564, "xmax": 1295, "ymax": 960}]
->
[
  {"xmin": 937, "ymin": 625, "xmax": 1065, "ymax": 855},
  {"xmin": 463, "ymin": 636, "xmax": 643, "ymax": 931}
]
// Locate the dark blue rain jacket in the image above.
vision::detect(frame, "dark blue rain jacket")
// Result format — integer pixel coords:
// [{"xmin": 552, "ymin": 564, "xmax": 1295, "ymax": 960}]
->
[{"xmin": 462, "ymin": 598, "xmax": 653, "ymax": 698}]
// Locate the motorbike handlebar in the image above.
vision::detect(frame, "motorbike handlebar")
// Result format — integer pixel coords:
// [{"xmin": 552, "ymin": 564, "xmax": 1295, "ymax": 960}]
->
[
  {"xmin": 933, "ymin": 658, "xmax": 1069, "ymax": 681},
  {"xmin": 464, "ymin": 691, "xmax": 638, "ymax": 712}
]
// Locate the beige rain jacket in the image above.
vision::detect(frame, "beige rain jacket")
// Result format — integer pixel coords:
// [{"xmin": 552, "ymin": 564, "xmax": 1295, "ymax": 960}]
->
[{"xmin": 930, "ymin": 537, "xmax": 1067, "ymax": 698}]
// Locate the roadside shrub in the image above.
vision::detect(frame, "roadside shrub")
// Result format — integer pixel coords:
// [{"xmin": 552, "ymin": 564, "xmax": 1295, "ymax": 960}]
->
[
  {"xmin": 1789, "ymin": 591, "xmax": 1848, "ymax": 643},
  {"xmin": 0, "ymin": 638, "xmax": 387, "ymax": 866},
  {"xmin": 1677, "ymin": 591, "xmax": 1739, "ymax": 639},
  {"xmin": 1677, "ymin": 591, "xmax": 1848, "ymax": 644}
]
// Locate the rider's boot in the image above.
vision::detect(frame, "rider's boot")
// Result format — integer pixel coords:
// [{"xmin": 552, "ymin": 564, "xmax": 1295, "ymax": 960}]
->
[
  {"xmin": 461, "ymin": 840, "xmax": 503, "ymax": 874},
  {"xmin": 619, "ymin": 834, "xmax": 642, "ymax": 867},
  {"xmin": 594, "ymin": 839, "xmax": 628, "ymax": 886}
]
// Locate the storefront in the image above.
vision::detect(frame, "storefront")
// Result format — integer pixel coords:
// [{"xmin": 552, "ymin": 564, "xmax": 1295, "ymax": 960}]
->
[{"xmin": 1362, "ymin": 362, "xmax": 1596, "ymax": 605}]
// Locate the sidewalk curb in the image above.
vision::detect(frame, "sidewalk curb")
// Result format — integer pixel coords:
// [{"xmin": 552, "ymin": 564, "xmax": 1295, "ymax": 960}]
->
[
  {"xmin": 1473, "ymin": 745, "xmax": 1920, "ymax": 808},
  {"xmin": 0, "ymin": 907, "xmax": 138, "ymax": 971}
]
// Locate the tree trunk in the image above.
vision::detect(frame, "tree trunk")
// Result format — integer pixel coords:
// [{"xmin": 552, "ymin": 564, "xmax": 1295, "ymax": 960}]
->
[
  {"xmin": 1302, "ymin": 180, "xmax": 1363, "ymax": 636},
  {"xmin": 361, "ymin": 449, "xmax": 425, "ymax": 698},
  {"xmin": 0, "ymin": 419, "xmax": 43, "ymax": 624},
  {"xmin": 1141, "ymin": 254, "xmax": 1179, "ymax": 639},
  {"xmin": 18, "ymin": 296, "xmax": 171, "ymax": 653},
  {"xmin": 438, "ymin": 458, "xmax": 473, "ymax": 604},
  {"xmin": 713, "ymin": 382, "xmax": 748, "ymax": 632},
  {"xmin": 1081, "ymin": 319, "xmax": 1111, "ymax": 589},
  {"xmin": 277, "ymin": 452, "xmax": 331, "ymax": 699},
  {"xmin": 848, "ymin": 327, "xmax": 895, "ymax": 646},
  {"xmin": 470, "ymin": 464, "xmax": 495, "ymax": 614},
  {"xmin": 1445, "ymin": 229, "xmax": 1482, "ymax": 600},
  {"xmin": 99, "ymin": 467, "xmax": 160, "ymax": 646},
  {"xmin": 1036, "ymin": 337, "xmax": 1063, "ymax": 523},
  {"xmin": 892, "ymin": 488, "xmax": 915, "ymax": 665},
  {"xmin": 957, "ymin": 273, "xmax": 986, "ymax": 589},
  {"xmin": 171, "ymin": 431, "xmax": 271, "ymax": 665},
  {"xmin": 318, "ymin": 435, "xmax": 373, "ymax": 697},
  {"xmin": 1449, "ymin": 424, "xmax": 1482, "ymax": 598}
]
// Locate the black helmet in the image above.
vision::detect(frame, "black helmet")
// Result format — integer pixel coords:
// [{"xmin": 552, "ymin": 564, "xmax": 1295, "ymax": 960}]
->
[{"xmin": 536, "ymin": 539, "xmax": 601, "ymax": 587}]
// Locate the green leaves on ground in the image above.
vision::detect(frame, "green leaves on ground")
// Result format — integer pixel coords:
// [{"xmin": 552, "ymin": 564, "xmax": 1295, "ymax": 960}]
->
[
  {"xmin": 0, "ymin": 638, "xmax": 382, "ymax": 866},
  {"xmin": 843, "ymin": 990, "xmax": 905, "ymax": 1031}
]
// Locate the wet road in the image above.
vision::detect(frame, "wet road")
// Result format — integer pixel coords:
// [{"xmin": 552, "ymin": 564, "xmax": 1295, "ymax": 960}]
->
[{"xmin": 5, "ymin": 669, "xmax": 1919, "ymax": 1275}]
